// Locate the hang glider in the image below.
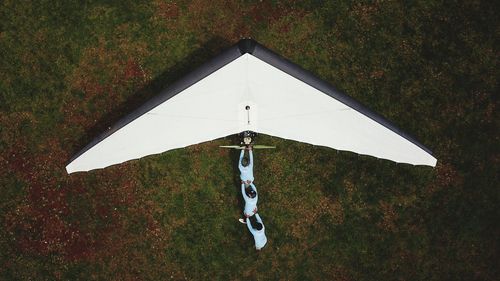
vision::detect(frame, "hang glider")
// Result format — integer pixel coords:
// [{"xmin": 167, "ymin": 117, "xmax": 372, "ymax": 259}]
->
[{"xmin": 66, "ymin": 39, "xmax": 437, "ymax": 173}]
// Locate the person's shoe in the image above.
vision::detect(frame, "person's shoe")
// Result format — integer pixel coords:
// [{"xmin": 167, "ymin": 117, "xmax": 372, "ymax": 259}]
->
[{"xmin": 238, "ymin": 218, "xmax": 246, "ymax": 224}]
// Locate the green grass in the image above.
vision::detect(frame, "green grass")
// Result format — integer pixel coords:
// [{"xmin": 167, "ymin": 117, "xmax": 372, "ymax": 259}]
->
[{"xmin": 1, "ymin": 1, "xmax": 498, "ymax": 280}]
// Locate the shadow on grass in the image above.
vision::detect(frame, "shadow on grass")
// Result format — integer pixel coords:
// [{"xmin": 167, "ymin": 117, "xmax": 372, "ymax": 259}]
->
[{"xmin": 69, "ymin": 36, "xmax": 233, "ymax": 160}]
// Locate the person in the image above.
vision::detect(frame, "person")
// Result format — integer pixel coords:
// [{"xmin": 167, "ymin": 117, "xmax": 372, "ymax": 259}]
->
[
  {"xmin": 238, "ymin": 146, "xmax": 254, "ymax": 184},
  {"xmin": 240, "ymin": 182, "xmax": 258, "ymax": 220},
  {"xmin": 246, "ymin": 213, "xmax": 267, "ymax": 250}
]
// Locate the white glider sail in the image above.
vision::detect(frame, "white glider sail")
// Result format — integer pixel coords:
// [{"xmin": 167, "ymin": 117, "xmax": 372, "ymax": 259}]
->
[{"xmin": 66, "ymin": 39, "xmax": 436, "ymax": 173}]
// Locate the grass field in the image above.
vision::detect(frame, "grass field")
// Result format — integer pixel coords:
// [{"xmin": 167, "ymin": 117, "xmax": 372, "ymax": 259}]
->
[{"xmin": 0, "ymin": 1, "xmax": 498, "ymax": 280}]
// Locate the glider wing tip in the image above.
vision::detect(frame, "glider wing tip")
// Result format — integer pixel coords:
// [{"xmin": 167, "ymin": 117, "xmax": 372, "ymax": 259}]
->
[
  {"xmin": 415, "ymin": 157, "xmax": 437, "ymax": 167},
  {"xmin": 65, "ymin": 165, "xmax": 75, "ymax": 174},
  {"xmin": 66, "ymin": 163, "xmax": 85, "ymax": 174}
]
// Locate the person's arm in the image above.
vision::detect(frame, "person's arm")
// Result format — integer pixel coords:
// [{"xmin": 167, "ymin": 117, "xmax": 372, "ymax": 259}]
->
[
  {"xmin": 246, "ymin": 218, "xmax": 255, "ymax": 235},
  {"xmin": 255, "ymin": 213, "xmax": 263, "ymax": 225},
  {"xmin": 250, "ymin": 183, "xmax": 257, "ymax": 194},
  {"xmin": 238, "ymin": 150, "xmax": 244, "ymax": 170},
  {"xmin": 241, "ymin": 183, "xmax": 248, "ymax": 201},
  {"xmin": 249, "ymin": 150, "xmax": 254, "ymax": 168}
]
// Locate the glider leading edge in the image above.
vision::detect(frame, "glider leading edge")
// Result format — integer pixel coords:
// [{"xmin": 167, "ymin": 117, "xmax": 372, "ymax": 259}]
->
[{"xmin": 66, "ymin": 39, "xmax": 437, "ymax": 174}]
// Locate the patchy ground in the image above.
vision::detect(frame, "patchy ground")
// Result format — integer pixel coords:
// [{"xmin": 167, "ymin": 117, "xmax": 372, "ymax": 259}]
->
[{"xmin": 0, "ymin": 1, "xmax": 498, "ymax": 280}]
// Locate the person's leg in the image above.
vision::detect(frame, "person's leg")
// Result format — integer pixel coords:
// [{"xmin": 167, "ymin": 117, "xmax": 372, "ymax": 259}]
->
[{"xmin": 239, "ymin": 213, "xmax": 250, "ymax": 224}]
